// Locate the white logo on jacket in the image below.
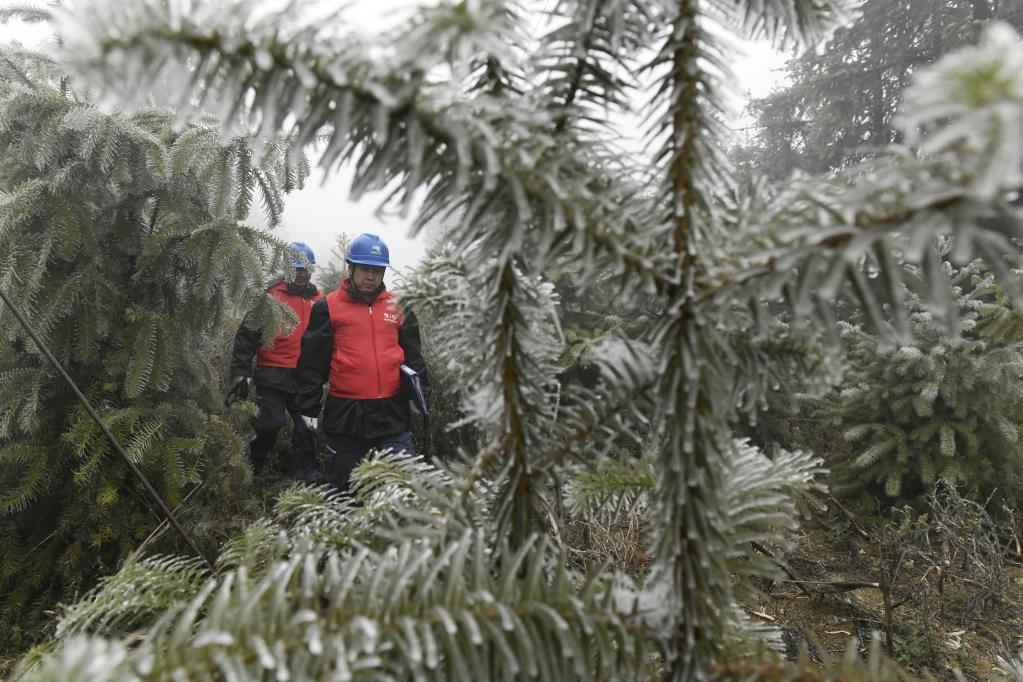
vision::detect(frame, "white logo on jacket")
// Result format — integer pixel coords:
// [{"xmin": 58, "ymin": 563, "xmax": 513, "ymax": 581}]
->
[{"xmin": 383, "ymin": 311, "xmax": 400, "ymax": 324}]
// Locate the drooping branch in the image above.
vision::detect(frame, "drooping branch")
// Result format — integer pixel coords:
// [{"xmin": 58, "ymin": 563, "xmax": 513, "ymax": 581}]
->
[{"xmin": 62, "ymin": 8, "xmax": 677, "ymax": 291}]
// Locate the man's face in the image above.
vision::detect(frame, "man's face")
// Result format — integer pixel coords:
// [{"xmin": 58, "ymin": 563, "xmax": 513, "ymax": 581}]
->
[
  {"xmin": 293, "ymin": 267, "xmax": 311, "ymax": 287},
  {"xmin": 351, "ymin": 264, "xmax": 386, "ymax": 294}
]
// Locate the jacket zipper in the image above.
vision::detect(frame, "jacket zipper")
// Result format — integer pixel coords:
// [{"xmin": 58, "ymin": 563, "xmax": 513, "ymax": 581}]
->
[{"xmin": 369, "ymin": 305, "xmax": 382, "ymax": 397}]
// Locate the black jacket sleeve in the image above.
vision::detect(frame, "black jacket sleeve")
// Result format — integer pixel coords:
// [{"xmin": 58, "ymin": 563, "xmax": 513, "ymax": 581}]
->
[
  {"xmin": 229, "ymin": 312, "xmax": 260, "ymax": 378},
  {"xmin": 296, "ymin": 298, "xmax": 333, "ymax": 416},
  {"xmin": 399, "ymin": 308, "xmax": 432, "ymax": 398}
]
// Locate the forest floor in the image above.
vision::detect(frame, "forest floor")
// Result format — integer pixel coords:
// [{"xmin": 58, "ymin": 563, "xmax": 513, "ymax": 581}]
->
[
  {"xmin": 736, "ymin": 511, "xmax": 1023, "ymax": 680},
  {"xmin": 566, "ymin": 492, "xmax": 1023, "ymax": 680}
]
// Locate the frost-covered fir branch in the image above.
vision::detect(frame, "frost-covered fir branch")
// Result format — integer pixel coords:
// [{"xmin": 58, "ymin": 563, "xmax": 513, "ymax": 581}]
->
[
  {"xmin": 701, "ymin": 24, "xmax": 1023, "ymax": 341},
  {"xmin": 36, "ymin": 2, "xmax": 1023, "ymax": 680},
  {"xmin": 728, "ymin": 0, "xmax": 858, "ymax": 49},
  {"xmin": 15, "ymin": 454, "xmax": 658, "ymax": 682},
  {"xmin": 637, "ymin": 9, "xmax": 845, "ymax": 670},
  {"xmin": 822, "ymin": 257, "xmax": 1023, "ymax": 505},
  {"xmin": 393, "ymin": 0, "xmax": 530, "ymax": 95},
  {"xmin": 54, "ymin": 0, "xmax": 680, "ymax": 291},
  {"xmin": 0, "ymin": 49, "xmax": 303, "ymax": 635},
  {"xmin": 565, "ymin": 449, "xmax": 655, "ymax": 519},
  {"xmin": 564, "ymin": 439, "xmax": 823, "ymax": 631},
  {"xmin": 21, "ymin": 536, "xmax": 654, "ymax": 681},
  {"xmin": 397, "ymin": 241, "xmax": 566, "ymax": 543},
  {"xmin": 536, "ymin": 0, "xmax": 660, "ymax": 135},
  {"xmin": 400, "ymin": 255, "xmax": 654, "ymax": 544},
  {"xmin": 647, "ymin": 0, "xmax": 742, "ymax": 669}
]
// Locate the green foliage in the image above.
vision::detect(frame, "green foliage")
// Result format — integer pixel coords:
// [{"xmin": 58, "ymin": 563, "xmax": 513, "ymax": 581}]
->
[
  {"xmin": 13, "ymin": 0, "xmax": 1023, "ymax": 679},
  {"xmin": 565, "ymin": 449, "xmax": 655, "ymax": 519},
  {"xmin": 551, "ymin": 267, "xmax": 655, "ymax": 379},
  {"xmin": 824, "ymin": 258, "xmax": 1023, "ymax": 506},
  {"xmin": 14, "ymin": 443, "xmax": 822, "ymax": 680},
  {"xmin": 0, "ymin": 50, "xmax": 304, "ymax": 647},
  {"xmin": 14, "ymin": 454, "xmax": 657, "ymax": 681},
  {"xmin": 566, "ymin": 439, "xmax": 824, "ymax": 596}
]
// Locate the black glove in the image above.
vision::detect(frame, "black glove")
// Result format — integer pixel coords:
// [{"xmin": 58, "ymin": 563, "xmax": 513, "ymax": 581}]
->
[{"xmin": 226, "ymin": 376, "xmax": 250, "ymax": 405}]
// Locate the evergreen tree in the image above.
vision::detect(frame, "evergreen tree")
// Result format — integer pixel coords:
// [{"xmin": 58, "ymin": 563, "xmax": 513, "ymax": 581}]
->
[
  {"xmin": 745, "ymin": 0, "xmax": 1023, "ymax": 179},
  {"xmin": 0, "ymin": 50, "xmax": 304, "ymax": 648},
  {"xmin": 824, "ymin": 258, "xmax": 1023, "ymax": 505},
  {"xmin": 314, "ymin": 232, "xmax": 353, "ymax": 294},
  {"xmin": 13, "ymin": 444, "xmax": 823, "ymax": 680},
  {"xmin": 10, "ymin": 1, "xmax": 1023, "ymax": 679},
  {"xmin": 552, "ymin": 266, "xmax": 654, "ymax": 384}
]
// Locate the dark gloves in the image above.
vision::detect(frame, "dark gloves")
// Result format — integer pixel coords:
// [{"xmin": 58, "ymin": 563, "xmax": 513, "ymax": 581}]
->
[{"xmin": 226, "ymin": 376, "xmax": 251, "ymax": 406}]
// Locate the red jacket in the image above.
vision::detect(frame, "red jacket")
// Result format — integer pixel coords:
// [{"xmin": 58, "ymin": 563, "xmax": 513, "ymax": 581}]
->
[
  {"xmin": 257, "ymin": 282, "xmax": 324, "ymax": 369},
  {"xmin": 325, "ymin": 285, "xmax": 405, "ymax": 398},
  {"xmin": 296, "ymin": 280, "xmax": 431, "ymax": 438},
  {"xmin": 231, "ymin": 280, "xmax": 322, "ymax": 393}
]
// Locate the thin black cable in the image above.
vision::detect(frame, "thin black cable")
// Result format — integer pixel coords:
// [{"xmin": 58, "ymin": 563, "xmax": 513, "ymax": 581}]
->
[{"xmin": 0, "ymin": 285, "xmax": 215, "ymax": 571}]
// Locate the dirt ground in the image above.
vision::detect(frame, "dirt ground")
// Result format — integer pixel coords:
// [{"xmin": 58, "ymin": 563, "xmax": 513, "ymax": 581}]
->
[{"xmin": 741, "ymin": 512, "xmax": 1023, "ymax": 680}]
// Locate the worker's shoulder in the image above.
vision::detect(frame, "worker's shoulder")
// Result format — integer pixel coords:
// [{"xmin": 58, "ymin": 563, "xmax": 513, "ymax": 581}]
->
[{"xmin": 265, "ymin": 277, "xmax": 287, "ymax": 292}]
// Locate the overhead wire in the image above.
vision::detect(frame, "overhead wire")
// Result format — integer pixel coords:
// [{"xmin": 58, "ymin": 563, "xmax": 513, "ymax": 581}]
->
[{"xmin": 0, "ymin": 284, "xmax": 215, "ymax": 571}]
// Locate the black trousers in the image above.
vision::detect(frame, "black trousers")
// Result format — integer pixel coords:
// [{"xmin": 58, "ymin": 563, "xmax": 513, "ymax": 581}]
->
[
  {"xmin": 249, "ymin": 385, "xmax": 318, "ymax": 481},
  {"xmin": 323, "ymin": 431, "xmax": 415, "ymax": 492}
]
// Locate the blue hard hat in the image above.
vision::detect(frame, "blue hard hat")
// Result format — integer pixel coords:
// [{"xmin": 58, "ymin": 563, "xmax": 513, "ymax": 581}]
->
[
  {"xmin": 346, "ymin": 233, "xmax": 390, "ymax": 267},
  {"xmin": 290, "ymin": 241, "xmax": 316, "ymax": 269}
]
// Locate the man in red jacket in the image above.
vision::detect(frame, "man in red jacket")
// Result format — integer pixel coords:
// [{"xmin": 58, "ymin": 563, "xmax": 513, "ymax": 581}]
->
[
  {"xmin": 296, "ymin": 233, "xmax": 431, "ymax": 491},
  {"xmin": 230, "ymin": 242, "xmax": 324, "ymax": 481}
]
